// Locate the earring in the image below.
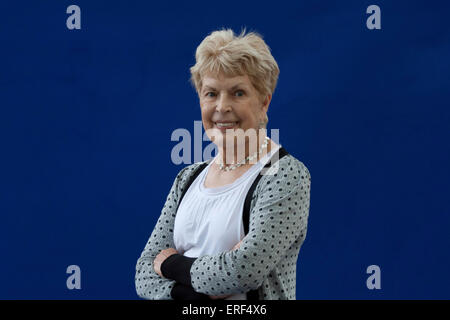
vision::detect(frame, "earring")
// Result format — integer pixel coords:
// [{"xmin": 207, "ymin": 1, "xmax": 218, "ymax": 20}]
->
[{"xmin": 258, "ymin": 114, "xmax": 268, "ymax": 128}]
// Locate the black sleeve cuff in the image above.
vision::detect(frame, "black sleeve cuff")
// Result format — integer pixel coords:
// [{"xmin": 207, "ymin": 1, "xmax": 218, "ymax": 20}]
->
[
  {"xmin": 170, "ymin": 283, "xmax": 211, "ymax": 300},
  {"xmin": 161, "ymin": 253, "xmax": 196, "ymax": 286}
]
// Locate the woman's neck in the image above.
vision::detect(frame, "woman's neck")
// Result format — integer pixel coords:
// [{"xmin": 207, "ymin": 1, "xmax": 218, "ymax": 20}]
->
[{"xmin": 216, "ymin": 135, "xmax": 273, "ymax": 166}]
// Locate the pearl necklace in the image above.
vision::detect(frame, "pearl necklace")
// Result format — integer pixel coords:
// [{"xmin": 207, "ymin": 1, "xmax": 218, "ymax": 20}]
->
[{"xmin": 216, "ymin": 137, "xmax": 270, "ymax": 172}]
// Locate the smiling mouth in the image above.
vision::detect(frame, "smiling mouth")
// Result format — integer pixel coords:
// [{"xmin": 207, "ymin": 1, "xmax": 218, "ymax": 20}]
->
[{"xmin": 214, "ymin": 122, "xmax": 239, "ymax": 129}]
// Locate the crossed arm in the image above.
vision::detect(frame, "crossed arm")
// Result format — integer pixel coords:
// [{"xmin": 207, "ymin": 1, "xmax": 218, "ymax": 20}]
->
[
  {"xmin": 154, "ymin": 241, "xmax": 243, "ymax": 300},
  {"xmin": 135, "ymin": 160, "xmax": 310, "ymax": 300},
  {"xmin": 135, "ymin": 165, "xmax": 246, "ymax": 300}
]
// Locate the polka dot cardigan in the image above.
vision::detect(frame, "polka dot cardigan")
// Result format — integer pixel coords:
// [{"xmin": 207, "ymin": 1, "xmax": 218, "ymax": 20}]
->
[{"xmin": 135, "ymin": 150, "xmax": 311, "ymax": 300}]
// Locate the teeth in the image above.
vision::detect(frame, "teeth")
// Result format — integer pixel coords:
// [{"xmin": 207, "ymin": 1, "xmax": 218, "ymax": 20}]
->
[{"xmin": 216, "ymin": 122, "xmax": 237, "ymax": 128}]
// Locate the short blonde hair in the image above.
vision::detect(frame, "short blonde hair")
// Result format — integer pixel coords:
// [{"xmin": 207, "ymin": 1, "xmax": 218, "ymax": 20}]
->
[{"xmin": 190, "ymin": 28, "xmax": 280, "ymax": 101}]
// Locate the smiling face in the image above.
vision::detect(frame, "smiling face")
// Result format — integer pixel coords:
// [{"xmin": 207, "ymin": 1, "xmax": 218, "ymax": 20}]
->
[{"xmin": 199, "ymin": 72, "xmax": 271, "ymax": 150}]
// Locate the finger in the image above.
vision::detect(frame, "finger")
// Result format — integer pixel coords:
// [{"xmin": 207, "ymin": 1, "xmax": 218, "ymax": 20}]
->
[{"xmin": 153, "ymin": 263, "xmax": 160, "ymax": 276}]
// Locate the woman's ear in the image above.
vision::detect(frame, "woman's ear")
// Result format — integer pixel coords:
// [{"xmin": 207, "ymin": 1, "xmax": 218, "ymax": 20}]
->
[{"xmin": 261, "ymin": 94, "xmax": 272, "ymax": 113}]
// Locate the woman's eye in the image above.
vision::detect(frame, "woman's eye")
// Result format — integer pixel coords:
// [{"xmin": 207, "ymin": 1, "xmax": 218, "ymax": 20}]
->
[
  {"xmin": 206, "ymin": 92, "xmax": 216, "ymax": 97},
  {"xmin": 235, "ymin": 90, "xmax": 245, "ymax": 97}
]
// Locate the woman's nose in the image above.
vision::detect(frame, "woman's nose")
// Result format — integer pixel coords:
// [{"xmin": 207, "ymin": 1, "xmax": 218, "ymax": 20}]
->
[{"xmin": 216, "ymin": 94, "xmax": 232, "ymax": 112}]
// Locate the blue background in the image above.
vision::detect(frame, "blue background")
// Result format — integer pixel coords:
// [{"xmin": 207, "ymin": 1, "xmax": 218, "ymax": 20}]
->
[{"xmin": 0, "ymin": 0, "xmax": 449, "ymax": 299}]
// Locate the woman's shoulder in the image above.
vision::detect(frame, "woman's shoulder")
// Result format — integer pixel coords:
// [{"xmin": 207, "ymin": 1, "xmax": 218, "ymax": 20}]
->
[
  {"xmin": 257, "ymin": 151, "xmax": 311, "ymax": 192},
  {"xmin": 172, "ymin": 160, "xmax": 211, "ymax": 190},
  {"xmin": 281, "ymin": 153, "xmax": 311, "ymax": 181},
  {"xmin": 177, "ymin": 159, "xmax": 212, "ymax": 178},
  {"xmin": 251, "ymin": 150, "xmax": 311, "ymax": 219}
]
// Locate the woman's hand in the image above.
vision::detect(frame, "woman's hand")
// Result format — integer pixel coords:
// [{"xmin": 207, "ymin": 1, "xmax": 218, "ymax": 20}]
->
[
  {"xmin": 232, "ymin": 239, "xmax": 244, "ymax": 251},
  {"xmin": 153, "ymin": 248, "xmax": 178, "ymax": 278}
]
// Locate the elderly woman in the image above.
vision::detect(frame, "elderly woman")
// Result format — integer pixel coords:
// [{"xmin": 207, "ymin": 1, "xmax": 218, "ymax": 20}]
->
[{"xmin": 135, "ymin": 29, "xmax": 311, "ymax": 300}]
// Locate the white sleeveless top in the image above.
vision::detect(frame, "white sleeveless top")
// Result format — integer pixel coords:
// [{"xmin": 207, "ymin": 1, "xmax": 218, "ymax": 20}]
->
[{"xmin": 173, "ymin": 144, "xmax": 280, "ymax": 300}]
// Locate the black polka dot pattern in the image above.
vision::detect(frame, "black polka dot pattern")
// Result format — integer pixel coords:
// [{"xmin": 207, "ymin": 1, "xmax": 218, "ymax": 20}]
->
[
  {"xmin": 135, "ymin": 155, "xmax": 311, "ymax": 300},
  {"xmin": 135, "ymin": 165, "xmax": 196, "ymax": 300}
]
